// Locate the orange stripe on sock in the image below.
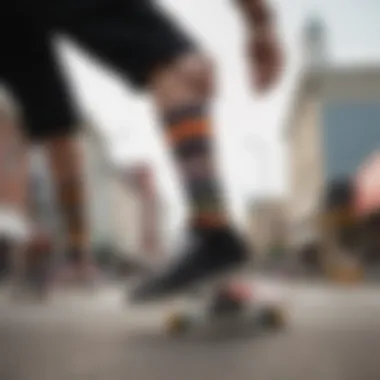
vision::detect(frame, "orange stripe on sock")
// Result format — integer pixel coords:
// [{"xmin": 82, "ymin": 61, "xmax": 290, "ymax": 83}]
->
[{"xmin": 167, "ymin": 118, "xmax": 211, "ymax": 144}]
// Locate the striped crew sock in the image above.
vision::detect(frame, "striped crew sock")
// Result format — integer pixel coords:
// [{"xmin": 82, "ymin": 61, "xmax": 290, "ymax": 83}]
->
[{"xmin": 164, "ymin": 103, "xmax": 228, "ymax": 229}]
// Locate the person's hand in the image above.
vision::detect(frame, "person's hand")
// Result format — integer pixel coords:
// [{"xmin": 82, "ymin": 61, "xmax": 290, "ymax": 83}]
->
[{"xmin": 246, "ymin": 26, "xmax": 283, "ymax": 93}]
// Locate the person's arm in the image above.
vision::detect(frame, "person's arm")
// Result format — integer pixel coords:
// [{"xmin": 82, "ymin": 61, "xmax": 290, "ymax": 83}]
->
[{"xmin": 233, "ymin": 0, "xmax": 283, "ymax": 92}]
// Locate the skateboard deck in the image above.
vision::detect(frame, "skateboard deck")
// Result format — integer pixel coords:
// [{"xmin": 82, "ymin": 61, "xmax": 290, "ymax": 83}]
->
[{"xmin": 164, "ymin": 277, "xmax": 287, "ymax": 335}]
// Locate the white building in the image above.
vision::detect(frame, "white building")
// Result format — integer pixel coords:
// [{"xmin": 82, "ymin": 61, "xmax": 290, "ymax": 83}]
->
[
  {"xmin": 82, "ymin": 125, "xmax": 164, "ymax": 263},
  {"xmin": 286, "ymin": 17, "xmax": 380, "ymax": 261},
  {"xmin": 108, "ymin": 171, "xmax": 143, "ymax": 258},
  {"xmin": 80, "ymin": 125, "xmax": 114, "ymax": 248},
  {"xmin": 81, "ymin": 125, "xmax": 145, "ymax": 260}
]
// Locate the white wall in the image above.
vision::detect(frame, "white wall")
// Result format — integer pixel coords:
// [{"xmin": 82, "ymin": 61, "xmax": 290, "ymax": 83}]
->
[
  {"xmin": 288, "ymin": 88, "xmax": 323, "ymax": 247},
  {"xmin": 109, "ymin": 178, "xmax": 142, "ymax": 259},
  {"xmin": 81, "ymin": 131, "xmax": 113, "ymax": 246}
]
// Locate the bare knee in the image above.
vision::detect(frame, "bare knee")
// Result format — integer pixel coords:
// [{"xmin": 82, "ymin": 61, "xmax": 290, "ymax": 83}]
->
[
  {"xmin": 151, "ymin": 53, "xmax": 215, "ymax": 108},
  {"xmin": 173, "ymin": 54, "xmax": 215, "ymax": 97}
]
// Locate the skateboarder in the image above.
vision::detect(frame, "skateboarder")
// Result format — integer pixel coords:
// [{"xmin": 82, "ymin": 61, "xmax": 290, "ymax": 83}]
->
[{"xmin": 0, "ymin": 0, "xmax": 283, "ymax": 301}]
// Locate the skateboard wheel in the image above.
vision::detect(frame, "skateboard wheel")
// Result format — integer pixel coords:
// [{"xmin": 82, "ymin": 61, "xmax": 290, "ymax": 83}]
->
[
  {"xmin": 259, "ymin": 306, "xmax": 286, "ymax": 329},
  {"xmin": 165, "ymin": 312, "xmax": 191, "ymax": 335}
]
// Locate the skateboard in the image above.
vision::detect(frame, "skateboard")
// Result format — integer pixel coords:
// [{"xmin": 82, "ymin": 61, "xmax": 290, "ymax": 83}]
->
[{"xmin": 164, "ymin": 278, "xmax": 287, "ymax": 335}]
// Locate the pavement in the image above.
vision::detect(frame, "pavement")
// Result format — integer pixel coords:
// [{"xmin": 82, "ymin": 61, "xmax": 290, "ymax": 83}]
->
[{"xmin": 1, "ymin": 279, "xmax": 380, "ymax": 380}]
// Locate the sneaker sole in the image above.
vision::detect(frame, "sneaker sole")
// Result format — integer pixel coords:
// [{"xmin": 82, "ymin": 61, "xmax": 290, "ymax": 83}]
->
[
  {"xmin": 175, "ymin": 261, "xmax": 250, "ymax": 299},
  {"xmin": 130, "ymin": 256, "xmax": 251, "ymax": 304}
]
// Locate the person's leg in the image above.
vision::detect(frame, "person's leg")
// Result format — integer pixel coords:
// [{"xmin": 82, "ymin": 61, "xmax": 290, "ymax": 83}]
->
[
  {"xmin": 44, "ymin": 136, "xmax": 91, "ymax": 277},
  {"xmin": 130, "ymin": 53, "xmax": 248, "ymax": 300},
  {"xmin": 150, "ymin": 53, "xmax": 227, "ymax": 230},
  {"xmin": 2, "ymin": 17, "xmax": 92, "ymax": 285}
]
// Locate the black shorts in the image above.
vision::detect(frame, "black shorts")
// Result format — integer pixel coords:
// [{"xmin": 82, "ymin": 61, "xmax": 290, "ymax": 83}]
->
[{"xmin": 0, "ymin": 0, "xmax": 195, "ymax": 141}]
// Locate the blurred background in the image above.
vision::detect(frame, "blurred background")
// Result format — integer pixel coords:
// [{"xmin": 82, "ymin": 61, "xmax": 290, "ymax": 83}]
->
[{"xmin": 1, "ymin": 0, "xmax": 380, "ymax": 379}]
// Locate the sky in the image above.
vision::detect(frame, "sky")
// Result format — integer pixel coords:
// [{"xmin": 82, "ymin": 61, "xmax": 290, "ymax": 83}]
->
[{"xmin": 57, "ymin": 0, "xmax": 380, "ymax": 232}]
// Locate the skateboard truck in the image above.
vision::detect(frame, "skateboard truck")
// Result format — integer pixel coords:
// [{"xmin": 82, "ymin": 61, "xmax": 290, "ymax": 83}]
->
[{"xmin": 164, "ymin": 279, "xmax": 286, "ymax": 335}]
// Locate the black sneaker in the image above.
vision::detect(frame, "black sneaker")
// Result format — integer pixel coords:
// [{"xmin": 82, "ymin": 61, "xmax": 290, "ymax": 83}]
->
[{"xmin": 130, "ymin": 227, "xmax": 249, "ymax": 303}]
